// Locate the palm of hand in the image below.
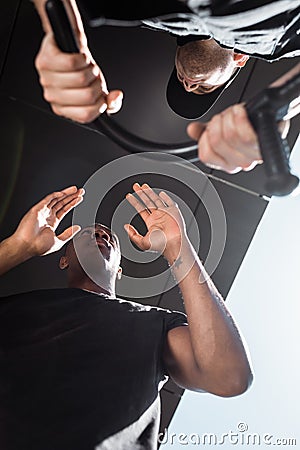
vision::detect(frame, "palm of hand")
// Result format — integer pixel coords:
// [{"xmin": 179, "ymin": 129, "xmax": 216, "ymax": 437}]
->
[
  {"xmin": 125, "ymin": 184, "xmax": 186, "ymax": 254},
  {"xmin": 13, "ymin": 187, "xmax": 83, "ymax": 256},
  {"xmin": 142, "ymin": 206, "xmax": 184, "ymax": 253},
  {"xmin": 17, "ymin": 204, "xmax": 61, "ymax": 256},
  {"xmin": 33, "ymin": 205, "xmax": 61, "ymax": 254}
]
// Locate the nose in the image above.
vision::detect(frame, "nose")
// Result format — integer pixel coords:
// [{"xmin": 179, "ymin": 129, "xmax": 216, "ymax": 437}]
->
[
  {"xmin": 94, "ymin": 228, "xmax": 110, "ymax": 242},
  {"xmin": 182, "ymin": 78, "xmax": 200, "ymax": 92}
]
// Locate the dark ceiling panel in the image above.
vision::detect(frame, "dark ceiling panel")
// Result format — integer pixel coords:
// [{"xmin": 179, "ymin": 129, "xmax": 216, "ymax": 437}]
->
[{"xmin": 0, "ymin": 0, "xmax": 21, "ymax": 79}]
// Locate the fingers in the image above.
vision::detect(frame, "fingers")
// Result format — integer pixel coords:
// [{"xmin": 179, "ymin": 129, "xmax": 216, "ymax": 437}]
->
[
  {"xmin": 194, "ymin": 104, "xmax": 263, "ymax": 174},
  {"xmin": 35, "ymin": 34, "xmax": 90, "ymax": 72},
  {"xmin": 159, "ymin": 191, "xmax": 175, "ymax": 207},
  {"xmin": 131, "ymin": 183, "xmax": 156, "ymax": 210},
  {"xmin": 33, "ymin": 187, "xmax": 77, "ymax": 211},
  {"xmin": 223, "ymin": 105, "xmax": 259, "ymax": 157},
  {"xmin": 198, "ymin": 130, "xmax": 228, "ymax": 171},
  {"xmin": 54, "ymin": 191, "xmax": 85, "ymax": 221},
  {"xmin": 207, "ymin": 109, "xmax": 253, "ymax": 172},
  {"xmin": 34, "ymin": 187, "xmax": 84, "ymax": 223},
  {"xmin": 51, "ymin": 102, "xmax": 107, "ymax": 124},
  {"xmin": 47, "ymin": 186, "xmax": 82, "ymax": 208},
  {"xmin": 126, "ymin": 183, "xmax": 174, "ymax": 214},
  {"xmin": 44, "ymin": 73, "xmax": 108, "ymax": 123},
  {"xmin": 44, "ymin": 75, "xmax": 106, "ymax": 106},
  {"xmin": 39, "ymin": 63, "xmax": 100, "ymax": 89},
  {"xmin": 125, "ymin": 182, "xmax": 165, "ymax": 223},
  {"xmin": 186, "ymin": 121, "xmax": 206, "ymax": 141},
  {"xmin": 136, "ymin": 183, "xmax": 167, "ymax": 209},
  {"xmin": 125, "ymin": 192, "xmax": 150, "ymax": 223}
]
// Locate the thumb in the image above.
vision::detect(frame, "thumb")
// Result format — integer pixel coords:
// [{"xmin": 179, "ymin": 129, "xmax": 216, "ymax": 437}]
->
[
  {"xmin": 186, "ymin": 121, "xmax": 206, "ymax": 141},
  {"xmin": 278, "ymin": 119, "xmax": 290, "ymax": 139},
  {"xmin": 124, "ymin": 224, "xmax": 147, "ymax": 250},
  {"xmin": 107, "ymin": 90, "xmax": 124, "ymax": 114},
  {"xmin": 58, "ymin": 225, "xmax": 81, "ymax": 243}
]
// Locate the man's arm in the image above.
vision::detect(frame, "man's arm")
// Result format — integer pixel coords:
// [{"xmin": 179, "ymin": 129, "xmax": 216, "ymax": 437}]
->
[
  {"xmin": 0, "ymin": 185, "xmax": 84, "ymax": 276},
  {"xmin": 187, "ymin": 62, "xmax": 300, "ymax": 174},
  {"xmin": 31, "ymin": 0, "xmax": 123, "ymax": 123},
  {"xmin": 125, "ymin": 182, "xmax": 253, "ymax": 397}
]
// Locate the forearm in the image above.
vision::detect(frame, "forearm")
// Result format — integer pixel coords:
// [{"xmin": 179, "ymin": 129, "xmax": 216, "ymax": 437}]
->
[
  {"xmin": 270, "ymin": 62, "xmax": 300, "ymax": 88},
  {"xmin": 0, "ymin": 234, "xmax": 34, "ymax": 276},
  {"xmin": 164, "ymin": 238, "xmax": 252, "ymax": 390}
]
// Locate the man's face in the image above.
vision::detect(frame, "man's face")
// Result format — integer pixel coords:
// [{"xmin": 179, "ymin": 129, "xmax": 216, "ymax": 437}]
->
[
  {"xmin": 175, "ymin": 59, "xmax": 231, "ymax": 94},
  {"xmin": 65, "ymin": 223, "xmax": 121, "ymax": 273},
  {"xmin": 74, "ymin": 224, "xmax": 120, "ymax": 260}
]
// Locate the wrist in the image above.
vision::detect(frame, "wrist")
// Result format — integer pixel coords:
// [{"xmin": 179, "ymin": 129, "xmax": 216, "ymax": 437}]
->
[
  {"xmin": 0, "ymin": 234, "xmax": 36, "ymax": 276},
  {"xmin": 163, "ymin": 235, "xmax": 192, "ymax": 264},
  {"xmin": 10, "ymin": 233, "xmax": 37, "ymax": 260}
]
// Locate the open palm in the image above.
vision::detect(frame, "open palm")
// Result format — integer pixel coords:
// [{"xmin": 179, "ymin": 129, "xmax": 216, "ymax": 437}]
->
[
  {"xmin": 13, "ymin": 186, "xmax": 84, "ymax": 256},
  {"xmin": 125, "ymin": 183, "xmax": 187, "ymax": 254}
]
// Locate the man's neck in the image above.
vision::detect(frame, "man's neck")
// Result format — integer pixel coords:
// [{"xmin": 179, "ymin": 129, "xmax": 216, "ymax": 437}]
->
[{"xmin": 68, "ymin": 279, "xmax": 115, "ymax": 297}]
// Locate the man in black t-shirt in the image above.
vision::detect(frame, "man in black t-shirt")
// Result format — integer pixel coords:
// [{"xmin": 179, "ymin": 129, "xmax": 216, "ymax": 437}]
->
[{"xmin": 0, "ymin": 182, "xmax": 252, "ymax": 449}]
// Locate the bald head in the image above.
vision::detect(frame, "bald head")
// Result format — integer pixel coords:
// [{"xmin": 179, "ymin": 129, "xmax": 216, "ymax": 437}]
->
[
  {"xmin": 177, "ymin": 39, "xmax": 233, "ymax": 75},
  {"xmin": 175, "ymin": 38, "xmax": 249, "ymax": 94}
]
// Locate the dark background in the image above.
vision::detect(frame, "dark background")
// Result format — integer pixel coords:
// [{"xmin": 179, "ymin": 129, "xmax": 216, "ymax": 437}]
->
[{"xmin": 0, "ymin": 0, "xmax": 299, "ymax": 437}]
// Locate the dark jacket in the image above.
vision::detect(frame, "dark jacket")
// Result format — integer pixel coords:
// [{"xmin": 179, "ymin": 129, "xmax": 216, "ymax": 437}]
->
[
  {"xmin": 77, "ymin": 0, "xmax": 300, "ymax": 61},
  {"xmin": 142, "ymin": 0, "xmax": 300, "ymax": 61}
]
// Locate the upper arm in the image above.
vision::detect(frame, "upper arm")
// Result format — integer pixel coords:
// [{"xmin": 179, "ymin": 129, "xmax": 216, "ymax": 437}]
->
[
  {"xmin": 163, "ymin": 325, "xmax": 252, "ymax": 397},
  {"xmin": 163, "ymin": 325, "xmax": 207, "ymax": 393}
]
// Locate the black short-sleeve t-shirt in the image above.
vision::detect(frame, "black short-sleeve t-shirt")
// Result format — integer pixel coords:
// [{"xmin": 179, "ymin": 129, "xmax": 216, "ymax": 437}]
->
[{"xmin": 0, "ymin": 288, "xmax": 187, "ymax": 450}]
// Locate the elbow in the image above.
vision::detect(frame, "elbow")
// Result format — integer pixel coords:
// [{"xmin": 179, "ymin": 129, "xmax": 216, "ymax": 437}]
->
[
  {"xmin": 218, "ymin": 368, "xmax": 254, "ymax": 398},
  {"xmin": 190, "ymin": 366, "xmax": 254, "ymax": 397}
]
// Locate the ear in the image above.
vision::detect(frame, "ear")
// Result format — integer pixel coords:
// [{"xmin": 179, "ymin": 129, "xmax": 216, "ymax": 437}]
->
[
  {"xmin": 233, "ymin": 53, "xmax": 249, "ymax": 67},
  {"xmin": 59, "ymin": 256, "xmax": 69, "ymax": 270},
  {"xmin": 117, "ymin": 266, "xmax": 122, "ymax": 280}
]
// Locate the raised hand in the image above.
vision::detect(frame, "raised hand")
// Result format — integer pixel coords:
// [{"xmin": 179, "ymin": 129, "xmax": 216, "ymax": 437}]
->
[
  {"xmin": 13, "ymin": 186, "xmax": 84, "ymax": 256},
  {"xmin": 124, "ymin": 183, "xmax": 187, "ymax": 256}
]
